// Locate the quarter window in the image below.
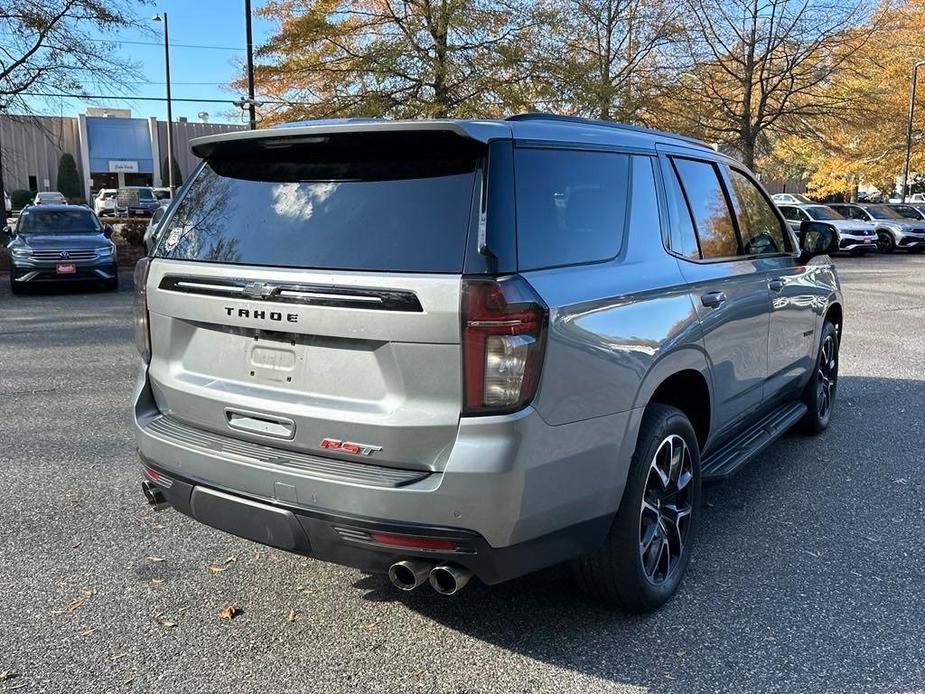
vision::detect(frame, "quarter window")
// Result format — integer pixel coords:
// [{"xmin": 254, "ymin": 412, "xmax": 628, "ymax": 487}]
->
[
  {"xmin": 727, "ymin": 169, "xmax": 788, "ymax": 255},
  {"xmin": 514, "ymin": 149, "xmax": 629, "ymax": 270},
  {"xmin": 672, "ymin": 158, "xmax": 739, "ymax": 259},
  {"xmin": 664, "ymin": 161, "xmax": 700, "ymax": 259}
]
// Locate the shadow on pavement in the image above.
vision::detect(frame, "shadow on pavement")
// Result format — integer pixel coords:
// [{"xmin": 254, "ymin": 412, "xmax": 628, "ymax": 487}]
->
[{"xmin": 353, "ymin": 375, "xmax": 924, "ymax": 693}]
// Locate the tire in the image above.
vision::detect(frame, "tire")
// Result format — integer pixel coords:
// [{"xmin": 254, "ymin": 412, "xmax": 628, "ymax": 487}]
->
[
  {"xmin": 800, "ymin": 321, "xmax": 839, "ymax": 434},
  {"xmin": 876, "ymin": 230, "xmax": 895, "ymax": 254},
  {"xmin": 572, "ymin": 404, "xmax": 701, "ymax": 612}
]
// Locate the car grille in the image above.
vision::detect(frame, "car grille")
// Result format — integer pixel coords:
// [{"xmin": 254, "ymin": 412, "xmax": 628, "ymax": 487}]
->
[
  {"xmin": 851, "ymin": 229, "xmax": 874, "ymax": 236},
  {"xmin": 31, "ymin": 249, "xmax": 97, "ymax": 261}
]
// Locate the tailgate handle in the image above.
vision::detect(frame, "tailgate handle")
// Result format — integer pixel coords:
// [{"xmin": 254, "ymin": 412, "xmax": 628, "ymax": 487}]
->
[{"xmin": 225, "ymin": 409, "xmax": 295, "ymax": 440}]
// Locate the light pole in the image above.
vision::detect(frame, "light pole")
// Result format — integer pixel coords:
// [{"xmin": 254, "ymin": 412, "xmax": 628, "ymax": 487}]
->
[
  {"xmin": 152, "ymin": 13, "xmax": 175, "ymax": 195},
  {"xmin": 901, "ymin": 60, "xmax": 925, "ymax": 202},
  {"xmin": 244, "ymin": 0, "xmax": 257, "ymax": 130}
]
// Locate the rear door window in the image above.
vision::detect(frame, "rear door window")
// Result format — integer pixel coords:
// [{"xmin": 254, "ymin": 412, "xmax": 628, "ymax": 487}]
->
[
  {"xmin": 155, "ymin": 141, "xmax": 479, "ymax": 273},
  {"xmin": 514, "ymin": 148, "xmax": 629, "ymax": 270},
  {"xmin": 663, "ymin": 160, "xmax": 701, "ymax": 259},
  {"xmin": 672, "ymin": 157, "xmax": 739, "ymax": 259}
]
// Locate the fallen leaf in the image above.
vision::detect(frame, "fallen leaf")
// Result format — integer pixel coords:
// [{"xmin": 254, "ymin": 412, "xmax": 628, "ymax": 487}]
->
[
  {"xmin": 0, "ymin": 671, "xmax": 15, "ymax": 682},
  {"xmin": 150, "ymin": 579, "xmax": 163, "ymax": 586},
  {"xmin": 144, "ymin": 555, "xmax": 166, "ymax": 563},
  {"xmin": 72, "ymin": 542, "xmax": 81, "ymax": 549},
  {"xmin": 801, "ymin": 550, "xmax": 820, "ymax": 558},
  {"xmin": 80, "ymin": 587, "xmax": 97, "ymax": 597},
  {"xmin": 364, "ymin": 620, "xmax": 379, "ymax": 629},
  {"xmin": 219, "ymin": 603, "xmax": 240, "ymax": 620},
  {"xmin": 123, "ymin": 677, "xmax": 136, "ymax": 685},
  {"xmin": 80, "ymin": 628, "xmax": 96, "ymax": 637},
  {"xmin": 155, "ymin": 615, "xmax": 176, "ymax": 629},
  {"xmin": 207, "ymin": 565, "xmax": 228, "ymax": 574},
  {"xmin": 68, "ymin": 596, "xmax": 86, "ymax": 612},
  {"xmin": 287, "ymin": 609, "xmax": 297, "ymax": 622},
  {"xmin": 109, "ymin": 653, "xmax": 127, "ymax": 663},
  {"xmin": 295, "ymin": 586, "xmax": 311, "ymax": 594}
]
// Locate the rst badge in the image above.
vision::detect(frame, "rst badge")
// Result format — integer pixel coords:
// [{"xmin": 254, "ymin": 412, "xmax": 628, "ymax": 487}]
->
[{"xmin": 320, "ymin": 438, "xmax": 382, "ymax": 456}]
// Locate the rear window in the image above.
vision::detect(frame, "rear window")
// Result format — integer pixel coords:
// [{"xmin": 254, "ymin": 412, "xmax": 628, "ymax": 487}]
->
[
  {"xmin": 514, "ymin": 149, "xmax": 629, "ymax": 270},
  {"xmin": 155, "ymin": 138, "xmax": 480, "ymax": 273}
]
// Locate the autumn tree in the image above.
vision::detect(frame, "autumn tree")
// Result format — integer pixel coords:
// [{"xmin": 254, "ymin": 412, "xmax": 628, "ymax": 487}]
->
[
  {"xmin": 765, "ymin": 0, "xmax": 925, "ymax": 200},
  {"xmin": 532, "ymin": 0, "xmax": 685, "ymax": 121},
  {"xmin": 250, "ymin": 0, "xmax": 537, "ymax": 122},
  {"xmin": 659, "ymin": 0, "xmax": 875, "ymax": 170}
]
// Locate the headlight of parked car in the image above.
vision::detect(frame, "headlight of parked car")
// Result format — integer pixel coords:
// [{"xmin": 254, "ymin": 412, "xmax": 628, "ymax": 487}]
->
[
  {"xmin": 96, "ymin": 245, "xmax": 115, "ymax": 258},
  {"xmin": 10, "ymin": 246, "xmax": 32, "ymax": 258}
]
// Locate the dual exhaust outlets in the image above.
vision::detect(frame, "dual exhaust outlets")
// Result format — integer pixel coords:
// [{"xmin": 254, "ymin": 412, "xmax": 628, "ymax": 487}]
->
[{"xmin": 388, "ymin": 559, "xmax": 472, "ymax": 595}]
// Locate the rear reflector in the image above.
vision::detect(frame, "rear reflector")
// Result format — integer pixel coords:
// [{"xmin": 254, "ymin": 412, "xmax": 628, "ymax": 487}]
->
[{"xmin": 368, "ymin": 531, "xmax": 457, "ymax": 551}]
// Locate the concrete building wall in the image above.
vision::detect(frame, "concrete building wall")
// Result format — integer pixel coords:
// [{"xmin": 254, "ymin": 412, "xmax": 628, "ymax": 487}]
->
[
  {"xmin": 155, "ymin": 119, "xmax": 247, "ymax": 183},
  {"xmin": 1, "ymin": 113, "xmax": 245, "ymax": 199},
  {"xmin": 0, "ymin": 115, "xmax": 82, "ymax": 194}
]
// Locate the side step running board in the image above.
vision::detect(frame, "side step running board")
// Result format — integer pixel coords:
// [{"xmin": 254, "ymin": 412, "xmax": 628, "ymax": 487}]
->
[{"xmin": 701, "ymin": 401, "xmax": 807, "ymax": 480}]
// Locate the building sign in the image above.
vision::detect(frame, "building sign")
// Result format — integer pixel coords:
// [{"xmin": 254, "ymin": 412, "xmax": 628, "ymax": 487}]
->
[{"xmin": 108, "ymin": 160, "xmax": 139, "ymax": 173}]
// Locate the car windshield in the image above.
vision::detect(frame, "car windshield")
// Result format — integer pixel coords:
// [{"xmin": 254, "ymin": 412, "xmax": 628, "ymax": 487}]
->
[
  {"xmin": 18, "ymin": 209, "xmax": 101, "ymax": 235},
  {"xmin": 38, "ymin": 193, "xmax": 63, "ymax": 200},
  {"xmin": 137, "ymin": 189, "xmax": 155, "ymax": 200},
  {"xmin": 804, "ymin": 206, "xmax": 843, "ymax": 221},
  {"xmin": 866, "ymin": 205, "xmax": 904, "ymax": 219}
]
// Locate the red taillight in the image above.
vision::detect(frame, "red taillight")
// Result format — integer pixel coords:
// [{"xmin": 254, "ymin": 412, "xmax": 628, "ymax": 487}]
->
[
  {"xmin": 133, "ymin": 258, "xmax": 151, "ymax": 362},
  {"xmin": 461, "ymin": 275, "xmax": 547, "ymax": 415},
  {"xmin": 368, "ymin": 531, "xmax": 457, "ymax": 551}
]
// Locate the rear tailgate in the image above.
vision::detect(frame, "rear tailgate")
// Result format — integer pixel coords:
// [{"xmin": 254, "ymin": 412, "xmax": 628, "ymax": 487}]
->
[
  {"xmin": 145, "ymin": 261, "xmax": 462, "ymax": 470},
  {"xmin": 144, "ymin": 128, "xmax": 486, "ymax": 472}
]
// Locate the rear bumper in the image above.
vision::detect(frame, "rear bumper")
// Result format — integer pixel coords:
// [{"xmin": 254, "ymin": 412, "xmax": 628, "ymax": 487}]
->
[
  {"xmin": 141, "ymin": 461, "xmax": 611, "ymax": 584},
  {"xmin": 133, "ymin": 371, "xmax": 639, "ymax": 583}
]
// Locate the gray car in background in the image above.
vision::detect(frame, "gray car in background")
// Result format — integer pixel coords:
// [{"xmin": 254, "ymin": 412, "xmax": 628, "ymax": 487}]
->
[
  {"xmin": 777, "ymin": 203, "xmax": 877, "ymax": 254},
  {"xmin": 829, "ymin": 203, "xmax": 925, "ymax": 253},
  {"xmin": 133, "ymin": 115, "xmax": 843, "ymax": 612}
]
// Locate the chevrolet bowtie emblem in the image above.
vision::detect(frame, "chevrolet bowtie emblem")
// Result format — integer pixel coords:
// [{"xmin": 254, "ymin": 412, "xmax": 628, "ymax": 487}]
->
[{"xmin": 242, "ymin": 281, "xmax": 275, "ymax": 299}]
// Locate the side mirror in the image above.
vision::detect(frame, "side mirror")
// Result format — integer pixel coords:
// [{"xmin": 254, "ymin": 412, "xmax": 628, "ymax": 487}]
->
[
  {"xmin": 798, "ymin": 221, "xmax": 837, "ymax": 262},
  {"xmin": 103, "ymin": 224, "xmax": 114, "ymax": 238}
]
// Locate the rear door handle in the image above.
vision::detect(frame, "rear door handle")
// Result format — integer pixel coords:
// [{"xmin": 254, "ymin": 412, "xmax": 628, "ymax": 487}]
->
[
  {"xmin": 700, "ymin": 291, "xmax": 727, "ymax": 308},
  {"xmin": 768, "ymin": 278, "xmax": 785, "ymax": 291}
]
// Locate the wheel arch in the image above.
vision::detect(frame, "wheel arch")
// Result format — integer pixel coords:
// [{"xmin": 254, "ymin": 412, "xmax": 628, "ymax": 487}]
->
[{"xmin": 632, "ymin": 349, "xmax": 713, "ymax": 452}]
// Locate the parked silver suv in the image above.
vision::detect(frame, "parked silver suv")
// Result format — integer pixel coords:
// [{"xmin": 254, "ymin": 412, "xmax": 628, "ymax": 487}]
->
[{"xmin": 133, "ymin": 115, "xmax": 843, "ymax": 611}]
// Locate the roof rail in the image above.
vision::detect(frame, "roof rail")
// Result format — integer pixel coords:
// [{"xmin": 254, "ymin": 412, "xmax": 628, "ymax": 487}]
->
[{"xmin": 505, "ymin": 112, "xmax": 712, "ymax": 150}]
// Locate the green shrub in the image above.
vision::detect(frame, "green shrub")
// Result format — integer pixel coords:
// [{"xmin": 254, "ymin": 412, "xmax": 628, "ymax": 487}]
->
[
  {"xmin": 10, "ymin": 189, "xmax": 33, "ymax": 209},
  {"xmin": 119, "ymin": 221, "xmax": 147, "ymax": 247},
  {"xmin": 57, "ymin": 153, "xmax": 82, "ymax": 200},
  {"xmin": 161, "ymin": 156, "xmax": 183, "ymax": 187}
]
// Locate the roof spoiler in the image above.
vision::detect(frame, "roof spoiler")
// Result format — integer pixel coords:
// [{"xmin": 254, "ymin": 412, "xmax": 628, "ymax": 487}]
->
[{"xmin": 190, "ymin": 120, "xmax": 510, "ymax": 159}]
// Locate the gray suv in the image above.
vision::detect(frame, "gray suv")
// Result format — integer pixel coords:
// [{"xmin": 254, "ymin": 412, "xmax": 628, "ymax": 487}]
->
[{"xmin": 133, "ymin": 114, "xmax": 843, "ymax": 611}]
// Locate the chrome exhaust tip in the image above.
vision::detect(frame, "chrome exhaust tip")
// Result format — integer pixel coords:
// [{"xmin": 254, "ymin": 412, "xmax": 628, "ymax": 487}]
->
[
  {"xmin": 388, "ymin": 559, "xmax": 433, "ymax": 591},
  {"xmin": 141, "ymin": 480, "xmax": 170, "ymax": 511},
  {"xmin": 428, "ymin": 563, "xmax": 472, "ymax": 595}
]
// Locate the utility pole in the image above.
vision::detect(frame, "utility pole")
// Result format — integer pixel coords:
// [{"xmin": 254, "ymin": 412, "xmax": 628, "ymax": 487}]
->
[
  {"xmin": 0, "ymin": 102, "xmax": 7, "ymax": 229},
  {"xmin": 245, "ymin": 0, "xmax": 257, "ymax": 130},
  {"xmin": 153, "ymin": 13, "xmax": 176, "ymax": 194},
  {"xmin": 901, "ymin": 60, "xmax": 925, "ymax": 202}
]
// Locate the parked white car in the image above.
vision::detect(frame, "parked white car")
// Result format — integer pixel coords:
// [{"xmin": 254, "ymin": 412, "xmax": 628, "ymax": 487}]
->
[
  {"xmin": 771, "ymin": 193, "xmax": 814, "ymax": 204},
  {"xmin": 153, "ymin": 187, "xmax": 172, "ymax": 205},
  {"xmin": 94, "ymin": 189, "xmax": 118, "ymax": 216},
  {"xmin": 33, "ymin": 191, "xmax": 67, "ymax": 205}
]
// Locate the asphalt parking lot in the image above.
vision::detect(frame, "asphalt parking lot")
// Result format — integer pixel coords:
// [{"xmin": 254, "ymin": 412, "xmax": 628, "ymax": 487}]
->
[{"xmin": 0, "ymin": 256, "xmax": 923, "ymax": 694}]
